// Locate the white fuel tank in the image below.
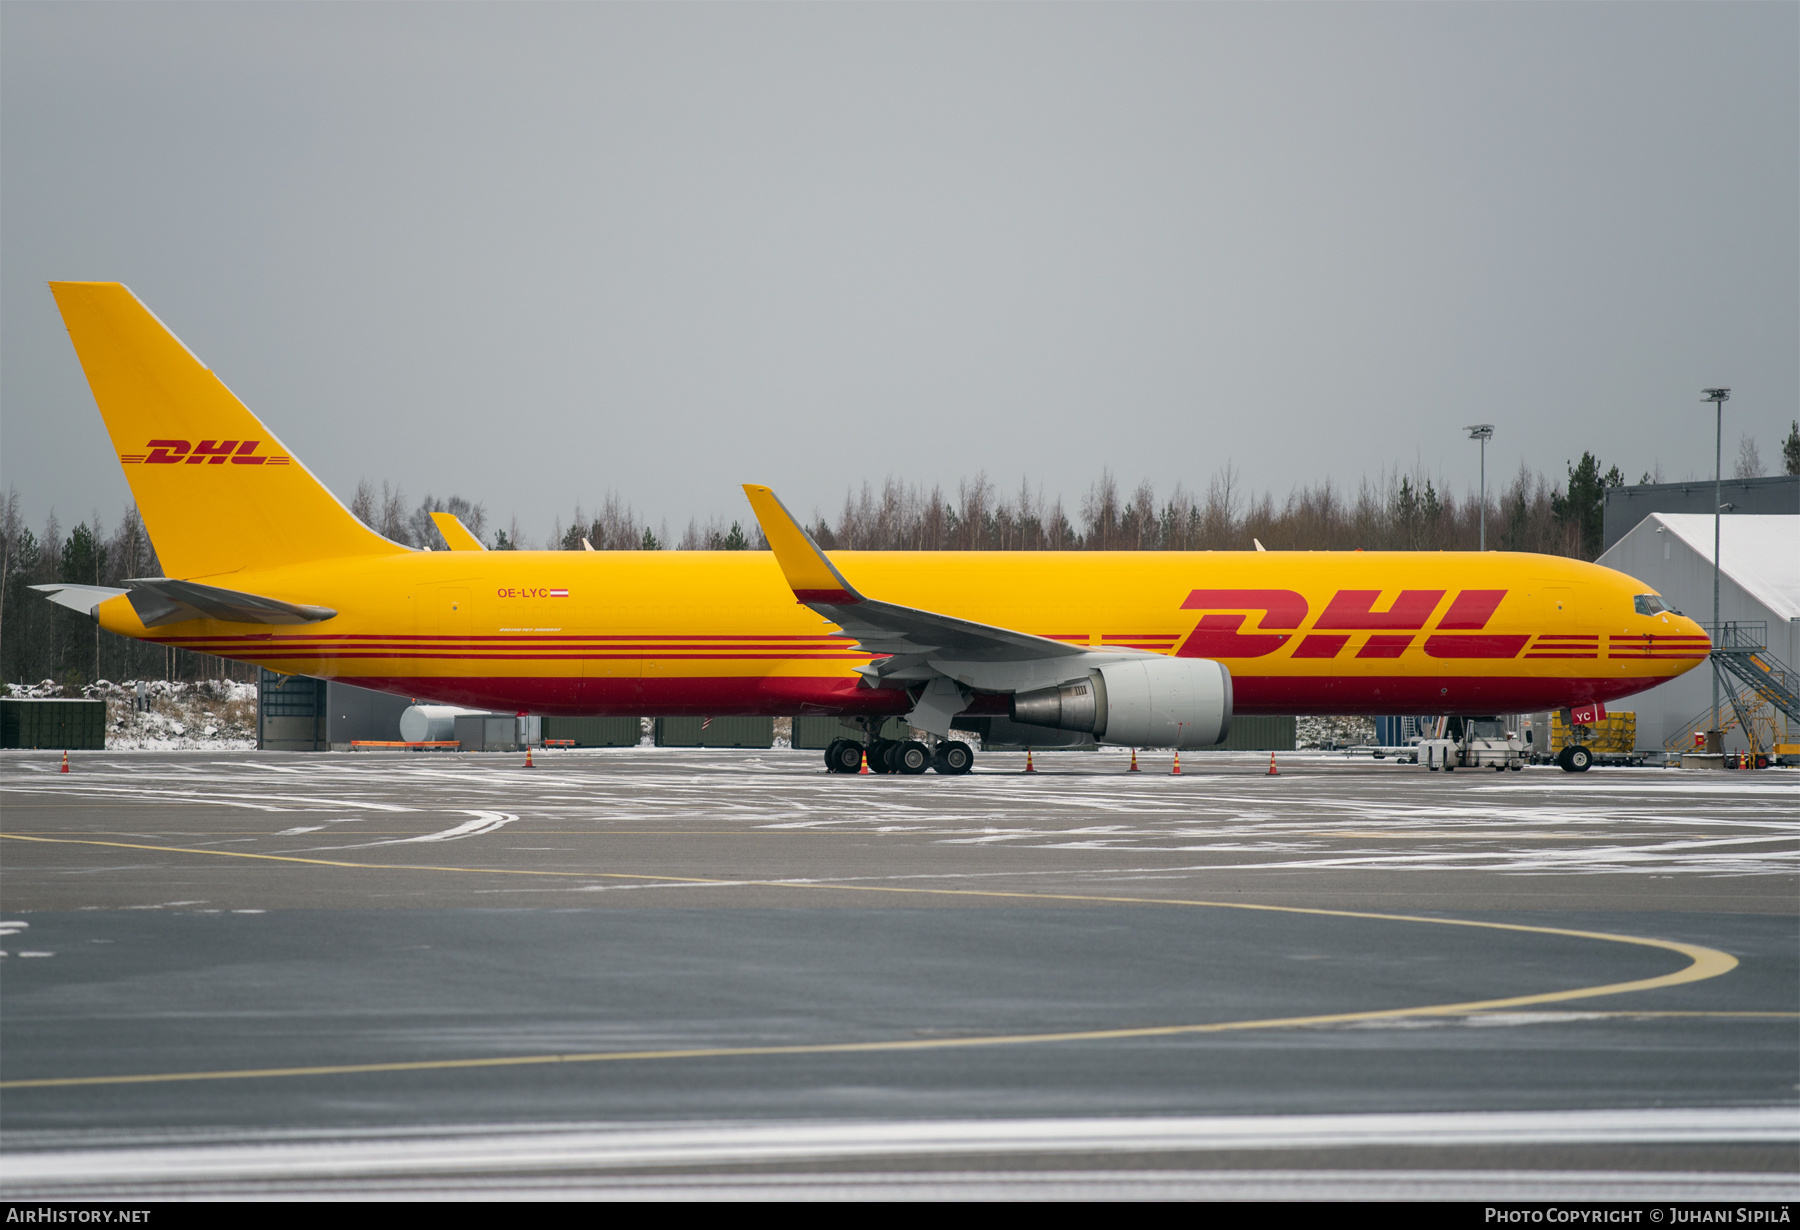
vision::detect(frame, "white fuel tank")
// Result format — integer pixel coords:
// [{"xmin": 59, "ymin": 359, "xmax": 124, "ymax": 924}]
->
[{"xmin": 399, "ymin": 704, "xmax": 491, "ymax": 743}]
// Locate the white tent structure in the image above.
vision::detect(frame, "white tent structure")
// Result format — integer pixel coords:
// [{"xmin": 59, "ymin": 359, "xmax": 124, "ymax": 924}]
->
[{"xmin": 1598, "ymin": 513, "xmax": 1799, "ymax": 752}]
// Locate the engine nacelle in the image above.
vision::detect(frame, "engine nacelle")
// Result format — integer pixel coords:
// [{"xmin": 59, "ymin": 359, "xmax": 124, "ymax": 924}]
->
[{"xmin": 1009, "ymin": 657, "xmax": 1232, "ymax": 749}]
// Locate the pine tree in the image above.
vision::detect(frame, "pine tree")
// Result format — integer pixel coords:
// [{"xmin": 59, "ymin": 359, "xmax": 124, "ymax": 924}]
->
[
  {"xmin": 1551, "ymin": 453, "xmax": 1620, "ymax": 560},
  {"xmin": 1784, "ymin": 421, "xmax": 1800, "ymax": 476}
]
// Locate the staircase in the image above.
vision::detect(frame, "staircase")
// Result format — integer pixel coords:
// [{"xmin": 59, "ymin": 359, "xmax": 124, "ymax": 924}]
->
[
  {"xmin": 1709, "ymin": 622, "xmax": 1800, "ymax": 725},
  {"xmin": 1665, "ymin": 623, "xmax": 1800, "ymax": 753}
]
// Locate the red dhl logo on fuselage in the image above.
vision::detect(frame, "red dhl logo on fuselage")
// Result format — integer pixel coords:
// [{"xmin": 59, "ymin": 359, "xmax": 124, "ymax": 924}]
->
[
  {"xmin": 119, "ymin": 440, "xmax": 290, "ymax": 465},
  {"xmin": 1180, "ymin": 588, "xmax": 1547, "ymax": 662}
]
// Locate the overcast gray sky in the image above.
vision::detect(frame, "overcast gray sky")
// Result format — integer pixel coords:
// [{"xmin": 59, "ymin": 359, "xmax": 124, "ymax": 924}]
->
[{"xmin": 4, "ymin": 3, "xmax": 1795, "ymax": 544}]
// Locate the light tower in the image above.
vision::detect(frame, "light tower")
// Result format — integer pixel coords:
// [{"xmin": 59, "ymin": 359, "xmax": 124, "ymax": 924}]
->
[
  {"xmin": 1701, "ymin": 387, "xmax": 1730, "ymax": 751},
  {"xmin": 1464, "ymin": 424, "xmax": 1494, "ymax": 550}
]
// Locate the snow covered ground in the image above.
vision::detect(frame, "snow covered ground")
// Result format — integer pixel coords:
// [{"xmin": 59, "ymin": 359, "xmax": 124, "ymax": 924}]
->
[
  {"xmin": 1296, "ymin": 714, "xmax": 1376, "ymax": 748},
  {"xmin": 4, "ymin": 679, "xmax": 258, "ymax": 750}
]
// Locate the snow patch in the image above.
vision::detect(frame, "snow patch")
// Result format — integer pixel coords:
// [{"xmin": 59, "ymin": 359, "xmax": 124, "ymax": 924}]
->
[{"xmin": 3, "ymin": 679, "xmax": 259, "ymax": 750}]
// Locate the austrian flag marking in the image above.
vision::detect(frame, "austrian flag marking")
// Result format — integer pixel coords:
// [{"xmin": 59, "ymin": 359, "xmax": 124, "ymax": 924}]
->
[{"xmin": 549, "ymin": 589, "xmax": 569, "ymax": 598}]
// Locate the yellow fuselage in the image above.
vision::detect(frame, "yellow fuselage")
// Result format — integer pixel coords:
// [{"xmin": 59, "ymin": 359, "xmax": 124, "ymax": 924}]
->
[{"xmin": 97, "ymin": 548, "xmax": 1709, "ymax": 717}]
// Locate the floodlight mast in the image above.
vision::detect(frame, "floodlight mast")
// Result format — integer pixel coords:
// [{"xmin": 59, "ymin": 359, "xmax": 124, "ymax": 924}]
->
[
  {"xmin": 1465, "ymin": 424, "xmax": 1494, "ymax": 550},
  {"xmin": 1702, "ymin": 387, "xmax": 1730, "ymax": 751}
]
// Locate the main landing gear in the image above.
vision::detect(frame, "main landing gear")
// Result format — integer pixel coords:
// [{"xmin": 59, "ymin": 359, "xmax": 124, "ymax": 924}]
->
[{"xmin": 823, "ymin": 737, "xmax": 974, "ymax": 775}]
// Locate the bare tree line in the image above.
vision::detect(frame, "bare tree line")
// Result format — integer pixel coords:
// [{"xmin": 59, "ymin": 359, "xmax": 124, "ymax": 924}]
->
[
  {"xmin": 348, "ymin": 480, "xmax": 491, "ymax": 551},
  {"xmin": 802, "ymin": 462, "xmax": 1587, "ymax": 556},
  {"xmin": 430, "ymin": 460, "xmax": 1593, "ymax": 556}
]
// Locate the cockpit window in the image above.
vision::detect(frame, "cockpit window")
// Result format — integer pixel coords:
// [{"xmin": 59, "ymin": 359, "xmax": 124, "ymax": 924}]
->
[{"xmin": 1634, "ymin": 594, "xmax": 1671, "ymax": 616}]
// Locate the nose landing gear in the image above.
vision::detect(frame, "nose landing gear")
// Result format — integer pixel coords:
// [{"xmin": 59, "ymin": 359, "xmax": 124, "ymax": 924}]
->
[{"xmin": 1556, "ymin": 745, "xmax": 1593, "ymax": 773}]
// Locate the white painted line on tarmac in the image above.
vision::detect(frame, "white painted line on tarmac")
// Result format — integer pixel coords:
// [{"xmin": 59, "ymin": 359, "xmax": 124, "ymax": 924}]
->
[
  {"xmin": 354, "ymin": 810, "xmax": 519, "ymax": 845},
  {"xmin": 5, "ymin": 1108, "xmax": 1795, "ymax": 1190},
  {"xmin": 82, "ymin": 1169, "xmax": 1785, "ymax": 1202}
]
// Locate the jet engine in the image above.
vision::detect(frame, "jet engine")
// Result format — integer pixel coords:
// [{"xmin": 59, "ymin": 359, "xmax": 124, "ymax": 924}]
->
[{"xmin": 1008, "ymin": 657, "xmax": 1232, "ymax": 749}]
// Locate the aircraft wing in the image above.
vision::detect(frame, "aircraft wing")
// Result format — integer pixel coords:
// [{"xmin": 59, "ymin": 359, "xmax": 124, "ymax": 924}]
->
[
  {"xmin": 741, "ymin": 484, "xmax": 1088, "ymax": 666},
  {"xmin": 34, "ymin": 578, "xmax": 337, "ymax": 627}
]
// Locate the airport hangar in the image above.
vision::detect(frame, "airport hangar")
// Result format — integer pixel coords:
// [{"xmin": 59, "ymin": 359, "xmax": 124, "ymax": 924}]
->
[{"xmin": 1597, "ymin": 474, "xmax": 1798, "ymax": 755}]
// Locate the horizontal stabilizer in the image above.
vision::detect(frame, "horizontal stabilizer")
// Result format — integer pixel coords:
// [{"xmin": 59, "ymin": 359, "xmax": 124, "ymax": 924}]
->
[
  {"xmin": 122, "ymin": 578, "xmax": 336, "ymax": 627},
  {"xmin": 30, "ymin": 584, "xmax": 129, "ymax": 617},
  {"xmin": 32, "ymin": 578, "xmax": 334, "ymax": 626},
  {"xmin": 430, "ymin": 512, "xmax": 487, "ymax": 551}
]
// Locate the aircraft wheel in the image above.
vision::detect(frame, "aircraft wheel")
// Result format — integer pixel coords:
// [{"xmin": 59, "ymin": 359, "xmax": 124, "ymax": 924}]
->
[
  {"xmin": 1555, "ymin": 747, "xmax": 1574, "ymax": 771},
  {"xmin": 825, "ymin": 739, "xmax": 864, "ymax": 774},
  {"xmin": 934, "ymin": 740, "xmax": 973, "ymax": 775},
  {"xmin": 867, "ymin": 739, "xmax": 900, "ymax": 774},
  {"xmin": 1566, "ymin": 745, "xmax": 1593, "ymax": 773},
  {"xmin": 895, "ymin": 740, "xmax": 931, "ymax": 774}
]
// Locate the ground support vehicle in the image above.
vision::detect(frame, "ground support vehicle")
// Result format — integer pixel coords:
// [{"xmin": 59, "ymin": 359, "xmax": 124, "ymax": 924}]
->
[{"xmin": 1415, "ymin": 717, "xmax": 1526, "ymax": 772}]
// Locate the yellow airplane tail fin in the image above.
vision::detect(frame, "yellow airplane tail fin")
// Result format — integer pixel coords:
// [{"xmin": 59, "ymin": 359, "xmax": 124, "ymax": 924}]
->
[{"xmin": 49, "ymin": 282, "xmax": 402, "ymax": 578}]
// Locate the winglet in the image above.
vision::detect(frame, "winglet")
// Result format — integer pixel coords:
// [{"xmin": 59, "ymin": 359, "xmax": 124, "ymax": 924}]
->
[
  {"xmin": 430, "ymin": 511, "xmax": 487, "ymax": 551},
  {"xmin": 741, "ymin": 485, "xmax": 861, "ymax": 604}
]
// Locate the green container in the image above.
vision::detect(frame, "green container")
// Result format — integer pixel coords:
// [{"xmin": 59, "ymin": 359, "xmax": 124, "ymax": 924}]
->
[
  {"xmin": 654, "ymin": 716, "xmax": 775, "ymax": 748},
  {"xmin": 542, "ymin": 716, "xmax": 643, "ymax": 747},
  {"xmin": 1210, "ymin": 714, "xmax": 1296, "ymax": 751},
  {"xmin": 791, "ymin": 715, "xmax": 909, "ymax": 748},
  {"xmin": 1, "ymin": 698, "xmax": 106, "ymax": 750}
]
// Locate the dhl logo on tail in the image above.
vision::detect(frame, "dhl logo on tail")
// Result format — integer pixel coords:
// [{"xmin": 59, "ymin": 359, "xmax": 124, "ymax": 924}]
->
[{"xmin": 122, "ymin": 439, "xmax": 290, "ymax": 466}]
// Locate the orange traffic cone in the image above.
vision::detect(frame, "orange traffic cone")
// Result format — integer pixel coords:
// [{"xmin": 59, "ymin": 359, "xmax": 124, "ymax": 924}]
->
[
  {"xmin": 1128, "ymin": 748, "xmax": 1139, "ymax": 772},
  {"xmin": 1267, "ymin": 751, "xmax": 1279, "ymax": 776},
  {"xmin": 859, "ymin": 748, "xmax": 870, "ymax": 774},
  {"xmin": 1023, "ymin": 748, "xmax": 1036, "ymax": 773},
  {"xmin": 59, "ymin": 750, "xmax": 69, "ymax": 774},
  {"xmin": 522, "ymin": 746, "xmax": 536, "ymax": 769},
  {"xmin": 1171, "ymin": 749, "xmax": 1181, "ymax": 775}
]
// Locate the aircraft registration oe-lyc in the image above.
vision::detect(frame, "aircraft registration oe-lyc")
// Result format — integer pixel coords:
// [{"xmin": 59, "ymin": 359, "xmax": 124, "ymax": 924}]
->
[{"xmin": 36, "ymin": 282, "xmax": 1711, "ymax": 776}]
